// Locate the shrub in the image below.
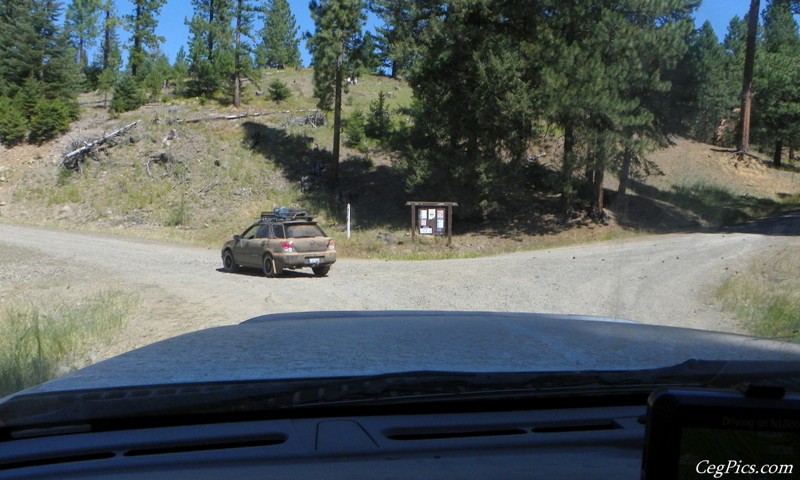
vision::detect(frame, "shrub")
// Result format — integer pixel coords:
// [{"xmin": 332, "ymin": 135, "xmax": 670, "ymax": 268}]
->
[
  {"xmin": 365, "ymin": 91, "xmax": 391, "ymax": 140},
  {"xmin": 344, "ymin": 109, "xmax": 366, "ymax": 148},
  {"xmin": 267, "ymin": 79, "xmax": 292, "ymax": 103},
  {"xmin": 0, "ymin": 97, "xmax": 27, "ymax": 146},
  {"xmin": 110, "ymin": 74, "xmax": 146, "ymax": 114},
  {"xmin": 28, "ymin": 99, "xmax": 73, "ymax": 143}
]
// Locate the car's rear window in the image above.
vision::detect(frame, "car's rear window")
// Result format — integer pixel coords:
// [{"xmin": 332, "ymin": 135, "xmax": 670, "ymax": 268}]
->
[{"xmin": 287, "ymin": 224, "xmax": 326, "ymax": 238}]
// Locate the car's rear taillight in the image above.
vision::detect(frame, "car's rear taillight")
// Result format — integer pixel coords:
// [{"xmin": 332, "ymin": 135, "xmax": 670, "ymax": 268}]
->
[
  {"xmin": 327, "ymin": 240, "xmax": 335, "ymax": 251},
  {"xmin": 281, "ymin": 241, "xmax": 295, "ymax": 253}
]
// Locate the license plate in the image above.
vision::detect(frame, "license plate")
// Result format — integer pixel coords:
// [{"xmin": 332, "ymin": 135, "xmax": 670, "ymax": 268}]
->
[{"xmin": 308, "ymin": 257, "xmax": 320, "ymax": 265}]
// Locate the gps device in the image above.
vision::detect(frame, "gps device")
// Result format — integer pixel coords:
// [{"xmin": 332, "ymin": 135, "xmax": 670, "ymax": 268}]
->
[{"xmin": 642, "ymin": 387, "xmax": 800, "ymax": 479}]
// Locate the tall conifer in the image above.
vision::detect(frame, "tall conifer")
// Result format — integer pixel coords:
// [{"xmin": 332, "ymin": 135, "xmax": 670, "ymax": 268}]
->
[
  {"xmin": 256, "ymin": 0, "xmax": 301, "ymax": 69},
  {"xmin": 307, "ymin": 0, "xmax": 366, "ymax": 187}
]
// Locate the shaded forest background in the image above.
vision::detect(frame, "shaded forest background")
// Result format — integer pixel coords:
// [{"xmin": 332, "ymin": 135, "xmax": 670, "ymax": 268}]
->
[{"xmin": 1, "ymin": 0, "xmax": 799, "ymax": 229}]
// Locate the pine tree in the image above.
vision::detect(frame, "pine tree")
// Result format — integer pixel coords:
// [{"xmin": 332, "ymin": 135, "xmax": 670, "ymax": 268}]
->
[
  {"xmin": 307, "ymin": 0, "xmax": 366, "ymax": 187},
  {"xmin": 110, "ymin": 73, "xmax": 145, "ymax": 113},
  {"xmin": 403, "ymin": 1, "xmax": 549, "ymax": 217},
  {"xmin": 256, "ymin": 0, "xmax": 301, "ymax": 69},
  {"xmin": 65, "ymin": 0, "xmax": 101, "ymax": 70},
  {"xmin": 538, "ymin": 0, "xmax": 695, "ymax": 216},
  {"xmin": 231, "ymin": 0, "xmax": 255, "ymax": 107},
  {"xmin": 368, "ymin": 0, "xmax": 431, "ymax": 78},
  {"xmin": 737, "ymin": 0, "xmax": 760, "ymax": 152},
  {"xmin": 267, "ymin": 79, "xmax": 291, "ymax": 103},
  {"xmin": 0, "ymin": 0, "xmax": 73, "ymax": 93},
  {"xmin": 172, "ymin": 45, "xmax": 190, "ymax": 95},
  {"xmin": 0, "ymin": 0, "xmax": 80, "ymax": 144},
  {"xmin": 124, "ymin": 0, "xmax": 166, "ymax": 78},
  {"xmin": 754, "ymin": 0, "xmax": 800, "ymax": 166},
  {"xmin": 668, "ymin": 22, "xmax": 738, "ymax": 143},
  {"xmin": 97, "ymin": 0, "xmax": 122, "ymax": 71},
  {"xmin": 187, "ymin": 0, "xmax": 233, "ymax": 95},
  {"xmin": 0, "ymin": 97, "xmax": 27, "ymax": 145},
  {"xmin": 139, "ymin": 50, "xmax": 171, "ymax": 99}
]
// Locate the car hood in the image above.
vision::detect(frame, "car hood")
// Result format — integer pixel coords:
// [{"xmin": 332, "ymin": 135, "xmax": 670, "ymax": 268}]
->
[{"xmin": 13, "ymin": 311, "xmax": 800, "ymax": 395}]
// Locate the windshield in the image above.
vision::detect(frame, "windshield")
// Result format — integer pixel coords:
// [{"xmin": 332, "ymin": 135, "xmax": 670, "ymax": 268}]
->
[{"xmin": 0, "ymin": 0, "xmax": 799, "ymax": 417}]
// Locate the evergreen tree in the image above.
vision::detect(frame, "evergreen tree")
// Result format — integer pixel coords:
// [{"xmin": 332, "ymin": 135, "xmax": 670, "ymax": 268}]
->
[
  {"xmin": 753, "ymin": 0, "xmax": 800, "ymax": 166},
  {"xmin": 307, "ymin": 0, "xmax": 366, "ymax": 187},
  {"xmin": 736, "ymin": 0, "xmax": 760, "ymax": 152},
  {"xmin": 110, "ymin": 73, "xmax": 145, "ymax": 113},
  {"xmin": 0, "ymin": 97, "xmax": 27, "ymax": 145},
  {"xmin": 187, "ymin": 0, "xmax": 233, "ymax": 95},
  {"xmin": 407, "ymin": 0, "xmax": 541, "ymax": 217},
  {"xmin": 97, "ymin": 67, "xmax": 116, "ymax": 107},
  {"xmin": 0, "ymin": 0, "xmax": 77, "ymax": 95},
  {"xmin": 28, "ymin": 98, "xmax": 74, "ymax": 143},
  {"xmin": 231, "ymin": 0, "xmax": 255, "ymax": 107},
  {"xmin": 712, "ymin": 16, "xmax": 749, "ymax": 146},
  {"xmin": 124, "ymin": 0, "xmax": 166, "ymax": 78},
  {"xmin": 538, "ymin": 0, "xmax": 695, "ymax": 217},
  {"xmin": 256, "ymin": 0, "xmax": 301, "ymax": 69},
  {"xmin": 350, "ymin": 31, "xmax": 381, "ymax": 76},
  {"xmin": 0, "ymin": 0, "xmax": 80, "ymax": 144},
  {"xmin": 365, "ymin": 90, "xmax": 390, "ymax": 140},
  {"xmin": 139, "ymin": 50, "xmax": 171, "ymax": 99},
  {"xmin": 97, "ymin": 0, "xmax": 122, "ymax": 71},
  {"xmin": 668, "ymin": 22, "xmax": 737, "ymax": 143},
  {"xmin": 172, "ymin": 45, "xmax": 190, "ymax": 95},
  {"xmin": 267, "ymin": 79, "xmax": 291, "ymax": 103},
  {"xmin": 368, "ymin": 0, "xmax": 432, "ymax": 78},
  {"xmin": 65, "ymin": 0, "xmax": 101, "ymax": 70}
]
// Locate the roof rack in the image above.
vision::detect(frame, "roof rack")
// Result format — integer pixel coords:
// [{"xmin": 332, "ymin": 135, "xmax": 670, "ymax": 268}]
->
[{"xmin": 260, "ymin": 207, "xmax": 313, "ymax": 221}]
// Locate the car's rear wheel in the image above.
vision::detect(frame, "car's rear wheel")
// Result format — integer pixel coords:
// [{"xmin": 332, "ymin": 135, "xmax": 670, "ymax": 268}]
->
[
  {"xmin": 262, "ymin": 254, "xmax": 281, "ymax": 278},
  {"xmin": 312, "ymin": 266, "xmax": 330, "ymax": 277},
  {"xmin": 222, "ymin": 250, "xmax": 238, "ymax": 273}
]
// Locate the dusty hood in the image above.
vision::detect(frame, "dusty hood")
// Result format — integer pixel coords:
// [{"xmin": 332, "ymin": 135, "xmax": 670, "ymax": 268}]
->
[{"xmin": 16, "ymin": 311, "xmax": 800, "ymax": 395}]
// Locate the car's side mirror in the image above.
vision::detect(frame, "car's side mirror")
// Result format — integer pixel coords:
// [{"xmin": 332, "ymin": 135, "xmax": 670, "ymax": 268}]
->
[{"xmin": 233, "ymin": 235, "xmax": 241, "ymax": 242}]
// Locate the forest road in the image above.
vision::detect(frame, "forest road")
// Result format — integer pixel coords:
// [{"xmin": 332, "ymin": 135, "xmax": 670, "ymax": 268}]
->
[{"xmin": 1, "ymin": 213, "xmax": 797, "ymax": 357}]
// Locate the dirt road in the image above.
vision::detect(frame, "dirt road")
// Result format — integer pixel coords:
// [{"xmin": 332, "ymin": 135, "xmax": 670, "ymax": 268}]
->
[{"xmin": 1, "ymin": 216, "xmax": 798, "ymax": 358}]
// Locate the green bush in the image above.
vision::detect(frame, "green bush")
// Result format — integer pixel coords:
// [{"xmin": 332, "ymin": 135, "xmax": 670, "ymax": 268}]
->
[
  {"xmin": 110, "ymin": 74, "xmax": 146, "ymax": 114},
  {"xmin": 0, "ymin": 97, "xmax": 27, "ymax": 146},
  {"xmin": 365, "ymin": 91, "xmax": 391, "ymax": 140},
  {"xmin": 267, "ymin": 79, "xmax": 292, "ymax": 103},
  {"xmin": 344, "ymin": 109, "xmax": 366, "ymax": 149},
  {"xmin": 28, "ymin": 99, "xmax": 73, "ymax": 143}
]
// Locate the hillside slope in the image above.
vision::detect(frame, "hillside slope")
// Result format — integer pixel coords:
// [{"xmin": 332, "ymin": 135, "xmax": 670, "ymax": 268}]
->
[{"xmin": 0, "ymin": 69, "xmax": 798, "ymax": 257}]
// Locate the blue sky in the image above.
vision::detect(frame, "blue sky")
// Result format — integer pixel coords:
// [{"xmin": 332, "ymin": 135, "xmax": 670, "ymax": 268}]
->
[{"xmin": 110, "ymin": 0, "xmax": 779, "ymax": 66}]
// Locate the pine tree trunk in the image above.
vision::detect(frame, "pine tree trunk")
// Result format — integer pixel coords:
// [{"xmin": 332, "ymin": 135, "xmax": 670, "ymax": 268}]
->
[
  {"xmin": 737, "ymin": 0, "xmax": 759, "ymax": 153},
  {"xmin": 617, "ymin": 147, "xmax": 632, "ymax": 198},
  {"xmin": 774, "ymin": 140, "xmax": 783, "ymax": 167},
  {"xmin": 233, "ymin": 76, "xmax": 241, "ymax": 108},
  {"xmin": 131, "ymin": 3, "xmax": 142, "ymax": 77},
  {"xmin": 592, "ymin": 167, "xmax": 605, "ymax": 220},
  {"xmin": 332, "ymin": 53, "xmax": 343, "ymax": 188},
  {"xmin": 233, "ymin": 2, "xmax": 242, "ymax": 108},
  {"xmin": 561, "ymin": 123, "xmax": 575, "ymax": 217}
]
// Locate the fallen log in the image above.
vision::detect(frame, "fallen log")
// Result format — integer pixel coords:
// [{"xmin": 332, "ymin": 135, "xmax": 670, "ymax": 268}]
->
[
  {"xmin": 174, "ymin": 109, "xmax": 320, "ymax": 124},
  {"xmin": 62, "ymin": 121, "xmax": 140, "ymax": 171}
]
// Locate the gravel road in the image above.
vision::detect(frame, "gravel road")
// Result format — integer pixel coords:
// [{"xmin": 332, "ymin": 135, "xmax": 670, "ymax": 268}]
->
[{"xmin": 1, "ymin": 214, "xmax": 798, "ymax": 358}]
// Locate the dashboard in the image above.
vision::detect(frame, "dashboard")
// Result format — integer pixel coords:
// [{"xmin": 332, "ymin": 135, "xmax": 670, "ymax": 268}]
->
[{"xmin": 0, "ymin": 404, "xmax": 647, "ymax": 479}]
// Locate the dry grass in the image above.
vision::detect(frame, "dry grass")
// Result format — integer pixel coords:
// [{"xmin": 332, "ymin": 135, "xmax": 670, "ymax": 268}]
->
[
  {"xmin": 0, "ymin": 290, "xmax": 139, "ymax": 397},
  {"xmin": 716, "ymin": 246, "xmax": 800, "ymax": 343}
]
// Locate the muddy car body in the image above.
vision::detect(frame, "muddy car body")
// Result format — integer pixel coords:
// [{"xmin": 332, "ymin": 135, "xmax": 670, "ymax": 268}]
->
[{"xmin": 221, "ymin": 208, "xmax": 336, "ymax": 277}]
